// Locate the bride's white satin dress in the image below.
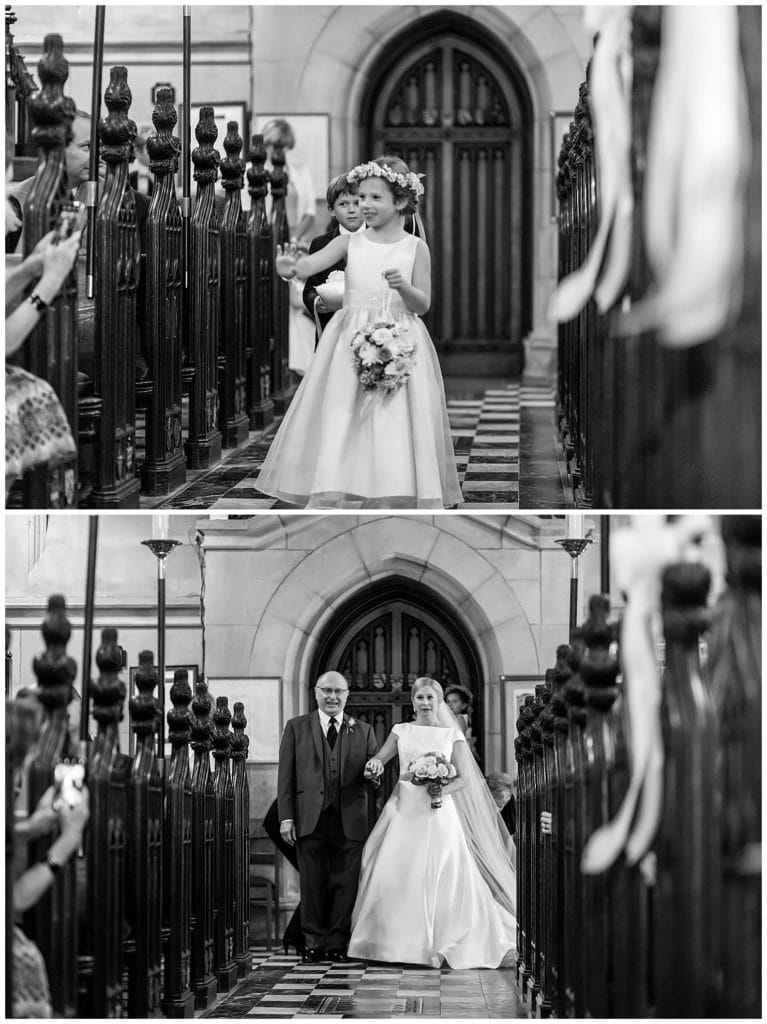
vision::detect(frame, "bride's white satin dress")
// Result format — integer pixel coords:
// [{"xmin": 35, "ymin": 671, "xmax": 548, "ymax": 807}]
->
[{"xmin": 348, "ymin": 723, "xmax": 516, "ymax": 969}]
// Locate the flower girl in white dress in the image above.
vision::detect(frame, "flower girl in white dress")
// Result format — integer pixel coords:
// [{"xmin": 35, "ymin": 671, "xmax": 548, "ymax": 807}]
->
[{"xmin": 258, "ymin": 156, "xmax": 461, "ymax": 509}]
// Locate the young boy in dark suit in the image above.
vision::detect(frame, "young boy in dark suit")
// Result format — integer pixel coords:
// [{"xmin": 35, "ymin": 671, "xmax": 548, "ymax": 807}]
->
[{"xmin": 302, "ymin": 174, "xmax": 362, "ymax": 345}]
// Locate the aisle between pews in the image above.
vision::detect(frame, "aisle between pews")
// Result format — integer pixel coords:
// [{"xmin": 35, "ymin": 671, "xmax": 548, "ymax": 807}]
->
[
  {"xmin": 138, "ymin": 381, "xmax": 566, "ymax": 510},
  {"xmin": 200, "ymin": 949, "xmax": 526, "ymax": 1019}
]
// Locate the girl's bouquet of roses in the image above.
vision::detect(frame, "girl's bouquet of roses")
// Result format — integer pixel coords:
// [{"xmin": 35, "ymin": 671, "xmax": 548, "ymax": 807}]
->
[
  {"xmin": 401, "ymin": 752, "xmax": 457, "ymax": 809},
  {"xmin": 349, "ymin": 319, "xmax": 416, "ymax": 416}
]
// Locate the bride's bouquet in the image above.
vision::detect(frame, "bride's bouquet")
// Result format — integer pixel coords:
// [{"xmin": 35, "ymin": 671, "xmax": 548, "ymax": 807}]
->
[
  {"xmin": 401, "ymin": 752, "xmax": 457, "ymax": 809},
  {"xmin": 349, "ymin": 319, "xmax": 416, "ymax": 411}
]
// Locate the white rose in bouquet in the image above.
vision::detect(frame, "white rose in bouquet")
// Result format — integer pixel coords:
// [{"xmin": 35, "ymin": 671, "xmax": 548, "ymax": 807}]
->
[{"xmin": 371, "ymin": 326, "xmax": 394, "ymax": 345}]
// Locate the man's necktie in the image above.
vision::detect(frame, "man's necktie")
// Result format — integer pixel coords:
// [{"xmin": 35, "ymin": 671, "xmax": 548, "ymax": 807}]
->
[{"xmin": 327, "ymin": 717, "xmax": 338, "ymax": 750}]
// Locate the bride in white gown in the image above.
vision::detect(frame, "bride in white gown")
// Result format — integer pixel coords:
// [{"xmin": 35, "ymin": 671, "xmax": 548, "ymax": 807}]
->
[{"xmin": 348, "ymin": 677, "xmax": 516, "ymax": 969}]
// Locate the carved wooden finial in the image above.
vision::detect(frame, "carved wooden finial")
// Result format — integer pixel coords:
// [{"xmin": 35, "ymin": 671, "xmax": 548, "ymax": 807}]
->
[
  {"xmin": 531, "ymin": 684, "xmax": 550, "ymax": 757},
  {"xmin": 129, "ymin": 649, "xmax": 159, "ymax": 744},
  {"xmin": 268, "ymin": 141, "xmax": 288, "ymax": 202},
  {"xmin": 661, "ymin": 563, "xmax": 712, "ymax": 645},
  {"xmin": 147, "ymin": 86, "xmax": 180, "ymax": 179},
  {"xmin": 220, "ymin": 121, "xmax": 244, "ymax": 193},
  {"xmin": 32, "ymin": 594, "xmax": 77, "ymax": 712},
  {"xmin": 519, "ymin": 699, "xmax": 536, "ymax": 762},
  {"xmin": 551, "ymin": 643, "xmax": 572, "ymax": 736},
  {"xmin": 563, "ymin": 624, "xmax": 587, "ymax": 728},
  {"xmin": 247, "ymin": 134, "xmax": 269, "ymax": 203},
  {"xmin": 92, "ymin": 626, "xmax": 126, "ymax": 726},
  {"xmin": 167, "ymin": 667, "xmax": 193, "ymax": 750},
  {"xmin": 192, "ymin": 105, "xmax": 219, "ymax": 189},
  {"xmin": 513, "ymin": 734, "xmax": 522, "ymax": 765},
  {"xmin": 190, "ymin": 677, "xmax": 213, "ymax": 753},
  {"xmin": 211, "ymin": 695, "xmax": 233, "ymax": 764},
  {"xmin": 27, "ymin": 33, "xmax": 75, "ymax": 152},
  {"xmin": 100, "ymin": 65, "xmax": 136, "ymax": 168},
  {"xmin": 230, "ymin": 701, "xmax": 248, "ymax": 763},
  {"xmin": 580, "ymin": 594, "xmax": 619, "ymax": 712}
]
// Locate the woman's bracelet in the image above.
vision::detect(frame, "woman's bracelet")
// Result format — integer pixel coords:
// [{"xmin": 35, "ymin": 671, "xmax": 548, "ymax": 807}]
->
[
  {"xmin": 43, "ymin": 855, "xmax": 62, "ymax": 876},
  {"xmin": 27, "ymin": 292, "xmax": 48, "ymax": 314}
]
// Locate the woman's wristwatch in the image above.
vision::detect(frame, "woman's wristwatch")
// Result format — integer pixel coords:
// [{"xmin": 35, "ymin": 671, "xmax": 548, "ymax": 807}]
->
[
  {"xmin": 44, "ymin": 854, "xmax": 62, "ymax": 875},
  {"xmin": 27, "ymin": 292, "xmax": 48, "ymax": 314}
]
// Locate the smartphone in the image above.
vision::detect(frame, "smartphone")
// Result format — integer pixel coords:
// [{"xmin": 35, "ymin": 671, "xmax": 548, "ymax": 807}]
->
[
  {"xmin": 53, "ymin": 761, "xmax": 85, "ymax": 810},
  {"xmin": 54, "ymin": 201, "xmax": 83, "ymax": 243}
]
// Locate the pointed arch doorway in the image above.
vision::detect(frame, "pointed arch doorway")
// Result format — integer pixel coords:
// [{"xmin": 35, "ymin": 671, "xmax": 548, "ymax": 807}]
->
[
  {"xmin": 362, "ymin": 13, "xmax": 534, "ymax": 376},
  {"xmin": 312, "ymin": 577, "xmax": 484, "ymax": 820}
]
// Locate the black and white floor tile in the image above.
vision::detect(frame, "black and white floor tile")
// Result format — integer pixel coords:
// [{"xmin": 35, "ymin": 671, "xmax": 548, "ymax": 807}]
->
[
  {"xmin": 140, "ymin": 382, "xmax": 564, "ymax": 510},
  {"xmin": 200, "ymin": 948, "xmax": 525, "ymax": 1019}
]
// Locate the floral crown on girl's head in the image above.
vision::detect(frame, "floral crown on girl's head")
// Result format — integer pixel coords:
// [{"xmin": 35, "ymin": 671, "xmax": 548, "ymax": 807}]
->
[{"xmin": 347, "ymin": 161, "xmax": 425, "ymax": 198}]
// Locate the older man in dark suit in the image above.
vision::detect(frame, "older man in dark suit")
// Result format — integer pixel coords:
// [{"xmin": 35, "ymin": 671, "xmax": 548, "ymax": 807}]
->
[{"xmin": 278, "ymin": 670, "xmax": 380, "ymax": 962}]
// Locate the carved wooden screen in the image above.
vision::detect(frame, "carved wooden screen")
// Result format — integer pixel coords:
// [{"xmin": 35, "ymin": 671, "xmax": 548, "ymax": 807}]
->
[
  {"xmin": 318, "ymin": 600, "xmax": 474, "ymax": 812},
  {"xmin": 368, "ymin": 34, "xmax": 531, "ymax": 375}
]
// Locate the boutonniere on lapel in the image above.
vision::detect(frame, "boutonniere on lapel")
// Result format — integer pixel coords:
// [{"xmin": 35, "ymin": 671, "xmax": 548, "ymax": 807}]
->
[{"xmin": 345, "ymin": 717, "xmax": 356, "ymax": 735}]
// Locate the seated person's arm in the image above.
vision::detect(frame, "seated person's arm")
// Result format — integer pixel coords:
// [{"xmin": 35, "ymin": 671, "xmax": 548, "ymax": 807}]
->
[
  {"xmin": 5, "ymin": 230, "xmax": 60, "ymax": 311},
  {"xmin": 6, "ymin": 232, "xmax": 82, "ymax": 356},
  {"xmin": 13, "ymin": 788, "xmax": 89, "ymax": 914}
]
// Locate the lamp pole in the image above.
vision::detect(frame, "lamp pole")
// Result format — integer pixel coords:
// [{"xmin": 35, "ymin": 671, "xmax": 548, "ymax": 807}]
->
[
  {"xmin": 555, "ymin": 516, "xmax": 594, "ymax": 636},
  {"xmin": 141, "ymin": 516, "xmax": 180, "ymax": 760}
]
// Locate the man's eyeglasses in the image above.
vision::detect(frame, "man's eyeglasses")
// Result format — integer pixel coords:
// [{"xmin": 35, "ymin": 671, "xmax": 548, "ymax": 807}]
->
[{"xmin": 317, "ymin": 687, "xmax": 348, "ymax": 698}]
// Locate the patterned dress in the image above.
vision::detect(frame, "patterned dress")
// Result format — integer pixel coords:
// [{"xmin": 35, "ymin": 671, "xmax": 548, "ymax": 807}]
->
[{"xmin": 6, "ymin": 365, "xmax": 76, "ymax": 481}]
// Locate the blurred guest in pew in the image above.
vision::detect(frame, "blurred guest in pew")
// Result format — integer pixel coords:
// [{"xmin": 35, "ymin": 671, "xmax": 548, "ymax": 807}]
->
[
  {"xmin": 5, "ymin": 186, "xmax": 81, "ymax": 494},
  {"xmin": 6, "ymin": 110, "xmax": 92, "ymax": 254},
  {"xmin": 486, "ymin": 771, "xmax": 517, "ymax": 845},
  {"xmin": 7, "ymin": 688, "xmax": 90, "ymax": 1018},
  {"xmin": 263, "ymin": 118, "xmax": 318, "ymax": 377},
  {"xmin": 262, "ymin": 118, "xmax": 317, "ymax": 250},
  {"xmin": 128, "ymin": 126, "xmax": 154, "ymax": 197},
  {"xmin": 7, "ymin": 112, "xmax": 151, "ymax": 382}
]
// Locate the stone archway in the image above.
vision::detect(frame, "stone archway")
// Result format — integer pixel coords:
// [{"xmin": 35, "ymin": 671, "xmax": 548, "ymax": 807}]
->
[{"xmin": 244, "ymin": 516, "xmax": 542, "ymax": 764}]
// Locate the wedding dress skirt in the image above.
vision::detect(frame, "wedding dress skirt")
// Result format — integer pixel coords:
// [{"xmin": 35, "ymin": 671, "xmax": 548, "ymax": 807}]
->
[
  {"xmin": 348, "ymin": 724, "xmax": 515, "ymax": 969},
  {"xmin": 257, "ymin": 232, "xmax": 461, "ymax": 509}
]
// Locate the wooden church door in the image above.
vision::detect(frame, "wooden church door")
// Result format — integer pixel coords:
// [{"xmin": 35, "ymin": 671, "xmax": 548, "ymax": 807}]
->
[
  {"xmin": 366, "ymin": 31, "xmax": 532, "ymax": 376},
  {"xmin": 316, "ymin": 598, "xmax": 478, "ymax": 817}
]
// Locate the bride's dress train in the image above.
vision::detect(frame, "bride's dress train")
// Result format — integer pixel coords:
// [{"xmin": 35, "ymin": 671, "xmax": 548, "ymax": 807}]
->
[{"xmin": 348, "ymin": 723, "xmax": 515, "ymax": 969}]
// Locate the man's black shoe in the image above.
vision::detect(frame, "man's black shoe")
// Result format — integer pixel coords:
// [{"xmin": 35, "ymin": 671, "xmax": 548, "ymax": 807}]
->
[
  {"xmin": 302, "ymin": 947, "xmax": 326, "ymax": 964},
  {"xmin": 327, "ymin": 949, "xmax": 352, "ymax": 963}
]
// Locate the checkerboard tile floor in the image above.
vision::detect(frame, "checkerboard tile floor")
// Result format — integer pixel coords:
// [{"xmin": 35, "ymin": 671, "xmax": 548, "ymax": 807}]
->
[
  {"xmin": 143, "ymin": 382, "xmax": 562, "ymax": 510},
  {"xmin": 199, "ymin": 949, "xmax": 525, "ymax": 1019}
]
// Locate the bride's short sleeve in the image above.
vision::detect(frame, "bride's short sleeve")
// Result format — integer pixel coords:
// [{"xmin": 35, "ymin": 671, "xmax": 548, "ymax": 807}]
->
[
  {"xmin": 391, "ymin": 723, "xmax": 403, "ymax": 738},
  {"xmin": 451, "ymin": 727, "xmax": 466, "ymax": 744}
]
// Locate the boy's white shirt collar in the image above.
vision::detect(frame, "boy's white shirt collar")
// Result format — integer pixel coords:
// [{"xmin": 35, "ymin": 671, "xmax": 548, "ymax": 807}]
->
[{"xmin": 339, "ymin": 223, "xmax": 366, "ymax": 235}]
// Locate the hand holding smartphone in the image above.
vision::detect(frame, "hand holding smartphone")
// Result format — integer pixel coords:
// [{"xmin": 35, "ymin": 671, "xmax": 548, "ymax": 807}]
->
[
  {"xmin": 54, "ymin": 201, "xmax": 85, "ymax": 243},
  {"xmin": 53, "ymin": 761, "xmax": 85, "ymax": 811}
]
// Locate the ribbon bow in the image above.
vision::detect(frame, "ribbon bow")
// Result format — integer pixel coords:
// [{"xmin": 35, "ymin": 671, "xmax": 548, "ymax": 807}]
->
[{"xmin": 581, "ymin": 514, "xmax": 713, "ymax": 874}]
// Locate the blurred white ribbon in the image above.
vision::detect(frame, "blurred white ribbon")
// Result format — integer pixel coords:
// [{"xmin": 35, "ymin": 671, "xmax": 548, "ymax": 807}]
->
[
  {"xmin": 581, "ymin": 514, "xmax": 713, "ymax": 874},
  {"xmin": 548, "ymin": 6, "xmax": 634, "ymax": 323},
  {"xmin": 620, "ymin": 6, "xmax": 750, "ymax": 345}
]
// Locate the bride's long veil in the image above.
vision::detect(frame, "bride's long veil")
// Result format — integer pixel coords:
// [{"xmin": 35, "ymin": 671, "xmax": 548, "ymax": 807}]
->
[{"xmin": 437, "ymin": 703, "xmax": 517, "ymax": 919}]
